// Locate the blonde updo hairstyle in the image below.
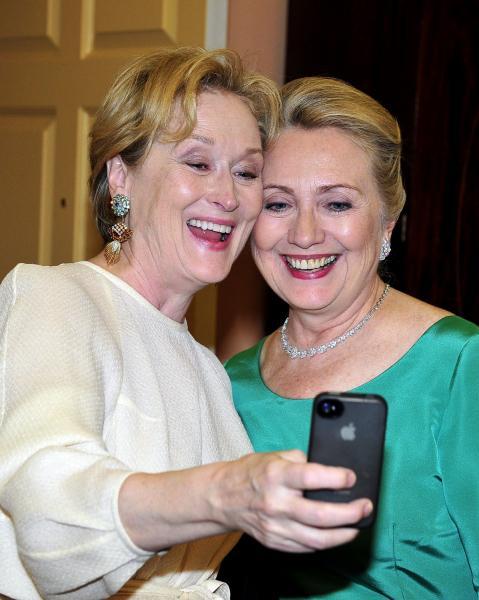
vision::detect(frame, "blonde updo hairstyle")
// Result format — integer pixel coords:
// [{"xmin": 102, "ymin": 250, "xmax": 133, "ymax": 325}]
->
[
  {"xmin": 280, "ymin": 77, "xmax": 406, "ymax": 223},
  {"xmin": 90, "ymin": 47, "xmax": 281, "ymax": 241}
]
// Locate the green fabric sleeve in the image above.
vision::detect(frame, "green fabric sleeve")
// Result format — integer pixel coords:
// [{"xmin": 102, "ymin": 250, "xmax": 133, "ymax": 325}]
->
[{"xmin": 437, "ymin": 334, "xmax": 479, "ymax": 595}]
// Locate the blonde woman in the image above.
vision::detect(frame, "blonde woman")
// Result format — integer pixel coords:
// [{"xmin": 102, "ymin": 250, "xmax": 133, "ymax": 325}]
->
[
  {"xmin": 0, "ymin": 53, "xmax": 370, "ymax": 599},
  {"xmin": 224, "ymin": 76, "xmax": 479, "ymax": 598}
]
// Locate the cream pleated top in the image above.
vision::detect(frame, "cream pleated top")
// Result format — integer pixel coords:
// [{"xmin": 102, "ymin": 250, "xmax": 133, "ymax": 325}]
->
[{"xmin": 0, "ymin": 262, "xmax": 252, "ymax": 600}]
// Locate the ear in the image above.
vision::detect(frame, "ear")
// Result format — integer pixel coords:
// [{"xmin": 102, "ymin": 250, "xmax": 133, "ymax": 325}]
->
[
  {"xmin": 106, "ymin": 155, "xmax": 128, "ymax": 198},
  {"xmin": 384, "ymin": 219, "xmax": 396, "ymax": 240}
]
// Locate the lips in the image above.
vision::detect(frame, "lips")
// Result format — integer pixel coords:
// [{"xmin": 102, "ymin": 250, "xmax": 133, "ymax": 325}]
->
[
  {"xmin": 187, "ymin": 218, "xmax": 234, "ymax": 246},
  {"xmin": 283, "ymin": 254, "xmax": 338, "ymax": 279},
  {"xmin": 286, "ymin": 255, "xmax": 337, "ymax": 271}
]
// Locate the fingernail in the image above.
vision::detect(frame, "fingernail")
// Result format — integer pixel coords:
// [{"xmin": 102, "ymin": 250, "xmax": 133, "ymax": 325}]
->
[
  {"xmin": 363, "ymin": 500, "xmax": 373, "ymax": 516},
  {"xmin": 347, "ymin": 471, "xmax": 357, "ymax": 486}
]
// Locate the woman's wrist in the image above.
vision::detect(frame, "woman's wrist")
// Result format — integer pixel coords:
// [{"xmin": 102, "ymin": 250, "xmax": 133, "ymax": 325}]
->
[{"xmin": 117, "ymin": 465, "xmax": 234, "ymax": 552}]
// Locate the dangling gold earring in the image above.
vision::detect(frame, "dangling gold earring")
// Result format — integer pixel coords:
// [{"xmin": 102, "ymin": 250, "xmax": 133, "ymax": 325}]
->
[{"xmin": 104, "ymin": 194, "xmax": 133, "ymax": 265}]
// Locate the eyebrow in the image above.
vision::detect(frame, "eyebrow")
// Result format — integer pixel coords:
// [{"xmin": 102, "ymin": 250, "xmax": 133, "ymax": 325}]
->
[
  {"xmin": 178, "ymin": 134, "xmax": 262, "ymax": 158},
  {"xmin": 263, "ymin": 183, "xmax": 360, "ymax": 193},
  {"xmin": 190, "ymin": 134, "xmax": 214, "ymax": 145},
  {"xmin": 241, "ymin": 148, "xmax": 264, "ymax": 158}
]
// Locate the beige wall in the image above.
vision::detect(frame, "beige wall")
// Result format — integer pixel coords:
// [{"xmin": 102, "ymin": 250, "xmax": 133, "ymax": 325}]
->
[{"xmin": 228, "ymin": 0, "xmax": 288, "ymax": 84}]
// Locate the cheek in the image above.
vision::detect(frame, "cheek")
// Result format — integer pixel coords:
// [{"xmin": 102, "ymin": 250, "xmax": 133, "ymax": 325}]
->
[
  {"xmin": 131, "ymin": 177, "xmax": 169, "ymax": 222},
  {"xmin": 252, "ymin": 215, "xmax": 282, "ymax": 250},
  {"xmin": 130, "ymin": 188, "xmax": 158, "ymax": 227},
  {"xmin": 171, "ymin": 175, "xmax": 201, "ymax": 203},
  {"xmin": 341, "ymin": 216, "xmax": 380, "ymax": 250},
  {"xmin": 240, "ymin": 186, "xmax": 263, "ymax": 220}
]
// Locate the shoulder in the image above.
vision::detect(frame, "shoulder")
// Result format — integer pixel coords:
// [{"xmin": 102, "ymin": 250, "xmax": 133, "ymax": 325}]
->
[
  {"xmin": 1, "ymin": 262, "xmax": 98, "ymax": 301},
  {"xmin": 383, "ymin": 289, "xmax": 454, "ymax": 344},
  {"xmin": 386, "ymin": 289, "xmax": 479, "ymax": 357},
  {"xmin": 434, "ymin": 315, "xmax": 479, "ymax": 339},
  {"xmin": 0, "ymin": 262, "xmax": 117, "ymax": 337},
  {"xmin": 423, "ymin": 316, "xmax": 479, "ymax": 368},
  {"xmin": 394, "ymin": 288, "xmax": 476, "ymax": 329},
  {"xmin": 0, "ymin": 265, "xmax": 124, "ymax": 392},
  {"xmin": 388, "ymin": 288, "xmax": 452, "ymax": 327},
  {"xmin": 440, "ymin": 317, "xmax": 479, "ymax": 369},
  {"xmin": 1, "ymin": 263, "xmax": 76, "ymax": 317},
  {"xmin": 193, "ymin": 338, "xmax": 225, "ymax": 370}
]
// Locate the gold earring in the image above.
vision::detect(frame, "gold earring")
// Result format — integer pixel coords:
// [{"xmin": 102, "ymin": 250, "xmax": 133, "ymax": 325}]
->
[{"xmin": 104, "ymin": 194, "xmax": 133, "ymax": 265}]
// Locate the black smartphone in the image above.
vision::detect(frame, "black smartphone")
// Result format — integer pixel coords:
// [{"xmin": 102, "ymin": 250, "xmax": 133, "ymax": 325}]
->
[{"xmin": 305, "ymin": 391, "xmax": 387, "ymax": 528}]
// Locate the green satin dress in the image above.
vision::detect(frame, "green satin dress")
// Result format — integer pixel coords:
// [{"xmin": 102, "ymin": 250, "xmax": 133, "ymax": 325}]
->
[{"xmin": 225, "ymin": 316, "xmax": 479, "ymax": 599}]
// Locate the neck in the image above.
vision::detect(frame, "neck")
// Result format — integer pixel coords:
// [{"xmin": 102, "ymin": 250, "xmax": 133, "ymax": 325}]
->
[
  {"xmin": 89, "ymin": 251, "xmax": 194, "ymax": 322},
  {"xmin": 284, "ymin": 278, "xmax": 387, "ymax": 351}
]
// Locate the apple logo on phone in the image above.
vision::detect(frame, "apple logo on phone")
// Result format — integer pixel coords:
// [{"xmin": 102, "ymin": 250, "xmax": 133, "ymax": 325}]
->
[{"xmin": 340, "ymin": 422, "xmax": 356, "ymax": 441}]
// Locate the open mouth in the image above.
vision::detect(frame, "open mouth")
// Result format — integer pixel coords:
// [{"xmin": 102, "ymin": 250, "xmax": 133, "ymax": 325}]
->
[
  {"xmin": 284, "ymin": 254, "xmax": 337, "ymax": 272},
  {"xmin": 187, "ymin": 219, "xmax": 233, "ymax": 243}
]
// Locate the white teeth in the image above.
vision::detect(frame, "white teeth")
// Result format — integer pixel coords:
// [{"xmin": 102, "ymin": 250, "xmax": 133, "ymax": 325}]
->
[
  {"xmin": 188, "ymin": 219, "xmax": 232, "ymax": 234},
  {"xmin": 286, "ymin": 255, "xmax": 337, "ymax": 271}
]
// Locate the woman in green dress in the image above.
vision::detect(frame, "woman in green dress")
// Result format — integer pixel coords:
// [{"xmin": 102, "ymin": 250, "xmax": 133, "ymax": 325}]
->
[{"xmin": 221, "ymin": 77, "xmax": 479, "ymax": 598}]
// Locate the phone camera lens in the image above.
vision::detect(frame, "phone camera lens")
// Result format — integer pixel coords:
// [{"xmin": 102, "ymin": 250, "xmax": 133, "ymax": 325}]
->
[
  {"xmin": 322, "ymin": 401, "xmax": 333, "ymax": 414},
  {"xmin": 317, "ymin": 398, "xmax": 344, "ymax": 418}
]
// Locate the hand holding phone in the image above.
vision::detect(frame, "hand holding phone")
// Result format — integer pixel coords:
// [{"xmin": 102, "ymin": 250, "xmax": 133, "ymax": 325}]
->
[{"xmin": 305, "ymin": 391, "xmax": 387, "ymax": 528}]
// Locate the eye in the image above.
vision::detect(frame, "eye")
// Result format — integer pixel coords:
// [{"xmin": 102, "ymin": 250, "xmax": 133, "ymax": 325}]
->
[
  {"xmin": 234, "ymin": 160, "xmax": 262, "ymax": 181},
  {"xmin": 326, "ymin": 200, "xmax": 352, "ymax": 212},
  {"xmin": 264, "ymin": 200, "xmax": 290, "ymax": 213},
  {"xmin": 187, "ymin": 162, "xmax": 209, "ymax": 171},
  {"xmin": 235, "ymin": 169, "xmax": 259, "ymax": 180}
]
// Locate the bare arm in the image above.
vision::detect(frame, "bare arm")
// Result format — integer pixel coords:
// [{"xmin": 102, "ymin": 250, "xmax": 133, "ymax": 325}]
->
[{"xmin": 119, "ymin": 449, "xmax": 372, "ymax": 554}]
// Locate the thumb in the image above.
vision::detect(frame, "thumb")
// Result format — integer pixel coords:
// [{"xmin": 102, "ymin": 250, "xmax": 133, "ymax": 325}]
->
[{"xmin": 276, "ymin": 449, "xmax": 307, "ymax": 463}]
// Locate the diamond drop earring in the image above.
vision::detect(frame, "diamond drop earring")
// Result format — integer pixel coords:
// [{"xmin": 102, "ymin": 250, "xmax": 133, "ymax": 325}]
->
[{"xmin": 379, "ymin": 238, "xmax": 391, "ymax": 261}]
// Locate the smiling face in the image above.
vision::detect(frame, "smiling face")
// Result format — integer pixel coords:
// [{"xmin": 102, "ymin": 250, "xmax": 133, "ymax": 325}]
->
[
  {"xmin": 108, "ymin": 91, "xmax": 263, "ymax": 299},
  {"xmin": 252, "ymin": 126, "xmax": 394, "ymax": 316}
]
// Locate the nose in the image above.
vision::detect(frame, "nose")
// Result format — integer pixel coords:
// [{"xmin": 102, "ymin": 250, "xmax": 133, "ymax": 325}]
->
[
  {"xmin": 208, "ymin": 171, "xmax": 239, "ymax": 212},
  {"xmin": 288, "ymin": 207, "xmax": 325, "ymax": 248}
]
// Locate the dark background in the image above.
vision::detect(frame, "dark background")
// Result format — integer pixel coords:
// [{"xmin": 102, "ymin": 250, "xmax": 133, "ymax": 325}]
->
[
  {"xmin": 266, "ymin": 0, "xmax": 479, "ymax": 331},
  {"xmin": 219, "ymin": 3, "xmax": 479, "ymax": 593}
]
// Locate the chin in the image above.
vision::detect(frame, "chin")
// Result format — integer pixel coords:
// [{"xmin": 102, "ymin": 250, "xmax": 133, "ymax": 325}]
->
[
  {"xmin": 280, "ymin": 290, "xmax": 334, "ymax": 312},
  {"xmin": 194, "ymin": 265, "xmax": 232, "ymax": 287}
]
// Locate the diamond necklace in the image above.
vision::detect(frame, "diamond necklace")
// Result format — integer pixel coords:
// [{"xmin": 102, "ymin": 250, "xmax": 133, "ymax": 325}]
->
[{"xmin": 280, "ymin": 284, "xmax": 390, "ymax": 359}]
